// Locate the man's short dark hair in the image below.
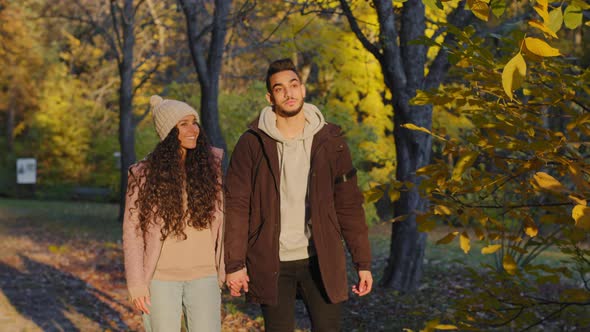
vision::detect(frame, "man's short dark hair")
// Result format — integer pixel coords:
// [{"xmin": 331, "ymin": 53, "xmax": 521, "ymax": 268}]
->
[{"xmin": 265, "ymin": 58, "xmax": 301, "ymax": 92}]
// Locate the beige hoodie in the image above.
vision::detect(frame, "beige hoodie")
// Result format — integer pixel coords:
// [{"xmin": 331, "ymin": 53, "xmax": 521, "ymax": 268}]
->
[{"xmin": 258, "ymin": 103, "xmax": 326, "ymax": 261}]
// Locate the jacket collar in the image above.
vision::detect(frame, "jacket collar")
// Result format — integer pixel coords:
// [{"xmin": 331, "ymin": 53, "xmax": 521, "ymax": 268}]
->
[{"xmin": 247, "ymin": 116, "xmax": 342, "ymax": 166}]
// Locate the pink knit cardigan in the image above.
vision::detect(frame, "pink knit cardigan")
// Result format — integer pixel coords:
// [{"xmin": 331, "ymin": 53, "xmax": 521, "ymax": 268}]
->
[{"xmin": 122, "ymin": 147, "xmax": 225, "ymax": 300}]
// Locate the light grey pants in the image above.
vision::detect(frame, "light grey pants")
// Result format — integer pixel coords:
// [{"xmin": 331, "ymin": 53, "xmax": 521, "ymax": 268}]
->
[{"xmin": 143, "ymin": 275, "xmax": 221, "ymax": 332}]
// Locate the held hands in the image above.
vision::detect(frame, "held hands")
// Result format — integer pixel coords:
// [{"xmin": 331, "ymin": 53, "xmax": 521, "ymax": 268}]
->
[
  {"xmin": 226, "ymin": 268, "xmax": 249, "ymax": 297},
  {"xmin": 352, "ymin": 270, "xmax": 373, "ymax": 296},
  {"xmin": 133, "ymin": 295, "xmax": 151, "ymax": 314}
]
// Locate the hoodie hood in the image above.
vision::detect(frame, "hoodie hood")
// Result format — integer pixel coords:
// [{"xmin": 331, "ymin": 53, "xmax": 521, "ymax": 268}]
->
[{"xmin": 258, "ymin": 103, "xmax": 325, "ymax": 142}]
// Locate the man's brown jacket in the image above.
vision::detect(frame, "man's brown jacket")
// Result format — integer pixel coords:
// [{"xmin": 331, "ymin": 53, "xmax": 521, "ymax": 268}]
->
[{"xmin": 224, "ymin": 119, "xmax": 371, "ymax": 305}]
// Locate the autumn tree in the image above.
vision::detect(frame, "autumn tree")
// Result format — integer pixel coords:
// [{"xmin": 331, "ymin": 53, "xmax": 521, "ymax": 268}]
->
[
  {"xmin": 328, "ymin": 0, "xmax": 473, "ymax": 291},
  {"xmin": 0, "ymin": 1, "xmax": 43, "ymax": 153},
  {"xmin": 409, "ymin": 0, "xmax": 590, "ymax": 329},
  {"xmin": 46, "ymin": 0, "xmax": 168, "ymax": 218},
  {"xmin": 178, "ymin": 0, "xmax": 233, "ymax": 158}
]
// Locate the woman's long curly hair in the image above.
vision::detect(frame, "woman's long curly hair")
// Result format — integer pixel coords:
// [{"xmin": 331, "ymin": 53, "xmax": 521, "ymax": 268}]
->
[{"xmin": 128, "ymin": 125, "xmax": 221, "ymax": 240}]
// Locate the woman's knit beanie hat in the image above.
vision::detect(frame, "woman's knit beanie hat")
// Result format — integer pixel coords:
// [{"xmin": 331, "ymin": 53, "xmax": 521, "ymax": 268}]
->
[{"xmin": 150, "ymin": 95, "xmax": 200, "ymax": 141}]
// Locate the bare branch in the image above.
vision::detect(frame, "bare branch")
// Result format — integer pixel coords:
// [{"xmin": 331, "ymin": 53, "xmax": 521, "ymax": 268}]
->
[
  {"xmin": 132, "ymin": 62, "xmax": 159, "ymax": 96},
  {"xmin": 425, "ymin": 0, "xmax": 471, "ymax": 89},
  {"xmin": 110, "ymin": 0, "xmax": 124, "ymax": 53},
  {"xmin": 338, "ymin": 0, "xmax": 382, "ymax": 61}
]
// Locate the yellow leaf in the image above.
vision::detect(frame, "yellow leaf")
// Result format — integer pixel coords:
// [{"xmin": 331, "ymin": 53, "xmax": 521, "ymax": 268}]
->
[
  {"xmin": 452, "ymin": 152, "xmax": 478, "ymax": 181},
  {"xmin": 502, "ymin": 53, "xmax": 526, "ymax": 100},
  {"xmin": 547, "ymin": 8, "xmax": 563, "ymax": 33},
  {"xmin": 364, "ymin": 187, "xmax": 383, "ymax": 203},
  {"xmin": 572, "ymin": 205, "xmax": 590, "ymax": 230},
  {"xmin": 568, "ymin": 194, "xmax": 587, "ymax": 206},
  {"xmin": 471, "ymin": 1, "xmax": 490, "ymax": 21},
  {"xmin": 460, "ymin": 232, "xmax": 471, "ymax": 254},
  {"xmin": 532, "ymin": 172, "xmax": 567, "ymax": 192},
  {"xmin": 436, "ymin": 232, "xmax": 459, "ymax": 245},
  {"xmin": 534, "ymin": 0, "xmax": 549, "ymax": 23},
  {"xmin": 434, "ymin": 205, "xmax": 452, "ymax": 215},
  {"xmin": 524, "ymin": 216, "xmax": 539, "ymax": 237},
  {"xmin": 435, "ymin": 325, "xmax": 458, "ymax": 330},
  {"xmin": 524, "ymin": 37, "xmax": 561, "ymax": 57},
  {"xmin": 503, "ymin": 254, "xmax": 518, "ymax": 275},
  {"xmin": 528, "ymin": 20, "xmax": 558, "ymax": 38},
  {"xmin": 482, "ymin": 244, "xmax": 502, "ymax": 254},
  {"xmin": 389, "ymin": 186, "xmax": 401, "ymax": 202},
  {"xmin": 402, "ymin": 123, "xmax": 432, "ymax": 135}
]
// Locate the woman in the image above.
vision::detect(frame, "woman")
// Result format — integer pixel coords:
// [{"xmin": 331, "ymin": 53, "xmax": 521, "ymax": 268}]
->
[{"xmin": 123, "ymin": 95, "xmax": 224, "ymax": 332}]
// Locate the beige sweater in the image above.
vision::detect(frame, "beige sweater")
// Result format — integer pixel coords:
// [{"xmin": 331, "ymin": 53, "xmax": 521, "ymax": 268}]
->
[{"xmin": 122, "ymin": 147, "xmax": 225, "ymax": 300}]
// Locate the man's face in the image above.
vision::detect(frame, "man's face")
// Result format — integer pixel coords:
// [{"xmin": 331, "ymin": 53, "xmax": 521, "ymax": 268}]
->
[{"xmin": 266, "ymin": 70, "xmax": 306, "ymax": 118}]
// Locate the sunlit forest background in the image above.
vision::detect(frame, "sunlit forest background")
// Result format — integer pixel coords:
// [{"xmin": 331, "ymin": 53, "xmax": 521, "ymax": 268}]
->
[{"xmin": 1, "ymin": 0, "xmax": 589, "ymax": 331}]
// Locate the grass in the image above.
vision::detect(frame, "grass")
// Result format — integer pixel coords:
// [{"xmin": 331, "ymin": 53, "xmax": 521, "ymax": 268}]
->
[{"xmin": 0, "ymin": 198, "xmax": 120, "ymax": 242}]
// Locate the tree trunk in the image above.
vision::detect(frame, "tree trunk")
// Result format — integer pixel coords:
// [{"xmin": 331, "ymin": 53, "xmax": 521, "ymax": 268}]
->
[
  {"xmin": 339, "ymin": 0, "xmax": 470, "ymax": 290},
  {"xmin": 180, "ymin": 0, "xmax": 230, "ymax": 167},
  {"xmin": 381, "ymin": 100, "xmax": 431, "ymax": 291},
  {"xmin": 376, "ymin": 0, "xmax": 430, "ymax": 291},
  {"xmin": 117, "ymin": 0, "xmax": 136, "ymax": 223}
]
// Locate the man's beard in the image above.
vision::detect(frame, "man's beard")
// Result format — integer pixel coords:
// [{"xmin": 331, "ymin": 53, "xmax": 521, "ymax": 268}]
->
[{"xmin": 274, "ymin": 100, "xmax": 304, "ymax": 118}]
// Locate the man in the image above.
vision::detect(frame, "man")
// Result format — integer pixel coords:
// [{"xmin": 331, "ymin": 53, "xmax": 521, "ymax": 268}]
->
[{"xmin": 224, "ymin": 58, "xmax": 372, "ymax": 332}]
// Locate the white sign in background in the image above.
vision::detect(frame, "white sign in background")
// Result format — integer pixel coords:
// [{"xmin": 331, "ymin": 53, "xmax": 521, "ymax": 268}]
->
[{"xmin": 16, "ymin": 158, "xmax": 37, "ymax": 184}]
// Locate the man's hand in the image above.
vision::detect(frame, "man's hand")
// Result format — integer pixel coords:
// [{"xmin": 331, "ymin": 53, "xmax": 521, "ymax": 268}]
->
[
  {"xmin": 352, "ymin": 270, "xmax": 373, "ymax": 296},
  {"xmin": 133, "ymin": 295, "xmax": 151, "ymax": 314},
  {"xmin": 226, "ymin": 268, "xmax": 249, "ymax": 297}
]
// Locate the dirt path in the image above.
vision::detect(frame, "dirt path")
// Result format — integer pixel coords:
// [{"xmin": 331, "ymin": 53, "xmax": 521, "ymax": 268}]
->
[{"xmin": 0, "ymin": 214, "xmax": 268, "ymax": 332}]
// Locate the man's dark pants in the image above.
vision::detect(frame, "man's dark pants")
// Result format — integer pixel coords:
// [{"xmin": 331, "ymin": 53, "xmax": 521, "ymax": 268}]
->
[{"xmin": 261, "ymin": 256, "xmax": 342, "ymax": 332}]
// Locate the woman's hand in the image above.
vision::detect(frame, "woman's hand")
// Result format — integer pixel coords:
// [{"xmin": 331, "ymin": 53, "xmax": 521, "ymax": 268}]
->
[{"xmin": 133, "ymin": 295, "xmax": 151, "ymax": 314}]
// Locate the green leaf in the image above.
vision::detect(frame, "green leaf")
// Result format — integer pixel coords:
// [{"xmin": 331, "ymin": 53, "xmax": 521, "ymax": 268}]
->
[
  {"xmin": 564, "ymin": 5, "xmax": 583, "ymax": 29},
  {"xmin": 547, "ymin": 7, "xmax": 563, "ymax": 34},
  {"xmin": 435, "ymin": 325, "xmax": 458, "ymax": 330},
  {"xmin": 423, "ymin": 0, "xmax": 444, "ymax": 11},
  {"xmin": 490, "ymin": 0, "xmax": 506, "ymax": 18}
]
